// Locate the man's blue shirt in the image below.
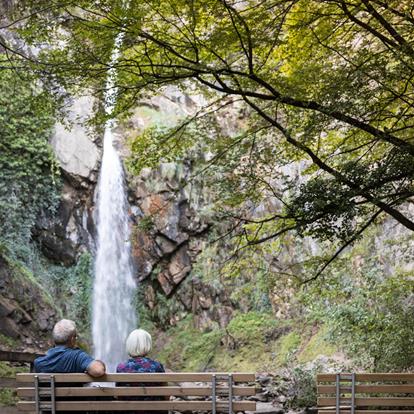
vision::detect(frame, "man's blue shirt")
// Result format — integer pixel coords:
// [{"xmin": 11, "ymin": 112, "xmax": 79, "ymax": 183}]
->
[{"xmin": 34, "ymin": 346, "xmax": 94, "ymax": 373}]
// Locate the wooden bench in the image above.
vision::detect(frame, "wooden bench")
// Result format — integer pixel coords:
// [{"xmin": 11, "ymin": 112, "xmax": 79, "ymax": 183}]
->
[
  {"xmin": 16, "ymin": 372, "xmax": 257, "ymax": 413},
  {"xmin": 317, "ymin": 373, "xmax": 414, "ymax": 414}
]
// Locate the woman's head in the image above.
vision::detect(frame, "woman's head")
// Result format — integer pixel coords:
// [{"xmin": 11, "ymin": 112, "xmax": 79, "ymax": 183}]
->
[{"xmin": 126, "ymin": 329, "xmax": 152, "ymax": 357}]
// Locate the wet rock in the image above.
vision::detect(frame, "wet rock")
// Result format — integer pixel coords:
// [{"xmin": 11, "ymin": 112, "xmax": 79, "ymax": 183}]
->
[{"xmin": 144, "ymin": 285, "xmax": 156, "ymax": 310}]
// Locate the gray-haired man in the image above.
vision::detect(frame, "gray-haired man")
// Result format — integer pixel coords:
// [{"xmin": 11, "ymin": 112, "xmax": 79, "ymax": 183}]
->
[{"xmin": 34, "ymin": 319, "xmax": 105, "ymax": 376}]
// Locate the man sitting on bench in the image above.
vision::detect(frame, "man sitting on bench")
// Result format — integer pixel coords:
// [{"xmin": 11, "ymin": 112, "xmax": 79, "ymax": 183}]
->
[{"xmin": 34, "ymin": 319, "xmax": 105, "ymax": 376}]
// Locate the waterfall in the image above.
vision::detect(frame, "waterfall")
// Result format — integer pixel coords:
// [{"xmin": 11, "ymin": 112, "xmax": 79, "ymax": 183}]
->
[{"xmin": 92, "ymin": 32, "xmax": 137, "ymax": 372}]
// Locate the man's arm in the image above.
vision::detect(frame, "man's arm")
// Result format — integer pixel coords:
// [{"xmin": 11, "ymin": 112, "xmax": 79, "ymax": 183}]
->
[{"xmin": 86, "ymin": 360, "xmax": 106, "ymax": 377}]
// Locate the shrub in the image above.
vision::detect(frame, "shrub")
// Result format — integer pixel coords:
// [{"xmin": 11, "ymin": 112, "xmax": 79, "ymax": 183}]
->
[
  {"xmin": 285, "ymin": 365, "xmax": 318, "ymax": 408},
  {"xmin": 226, "ymin": 311, "xmax": 277, "ymax": 345}
]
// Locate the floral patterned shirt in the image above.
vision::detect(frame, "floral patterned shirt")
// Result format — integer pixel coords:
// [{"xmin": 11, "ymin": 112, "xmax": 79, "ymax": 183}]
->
[
  {"xmin": 116, "ymin": 356, "xmax": 166, "ymax": 404},
  {"xmin": 116, "ymin": 356, "xmax": 165, "ymax": 374}
]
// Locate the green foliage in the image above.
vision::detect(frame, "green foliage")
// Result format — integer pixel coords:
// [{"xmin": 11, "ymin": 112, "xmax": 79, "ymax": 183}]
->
[
  {"xmin": 284, "ymin": 365, "xmax": 318, "ymax": 408},
  {"xmin": 36, "ymin": 252, "xmax": 94, "ymax": 341},
  {"xmin": 0, "ymin": 361, "xmax": 26, "ymax": 378},
  {"xmin": 300, "ymin": 227, "xmax": 414, "ymax": 371},
  {"xmin": 0, "ymin": 62, "xmax": 60, "ymax": 245},
  {"xmin": 226, "ymin": 311, "xmax": 277, "ymax": 344},
  {"xmin": 192, "ymin": 241, "xmax": 277, "ymax": 313},
  {"xmin": 0, "ymin": 334, "xmax": 18, "ymax": 349},
  {"xmin": 157, "ymin": 316, "xmax": 223, "ymax": 371},
  {"xmin": 64, "ymin": 253, "xmax": 94, "ymax": 337},
  {"xmin": 127, "ymin": 125, "xmax": 195, "ymax": 175},
  {"xmin": 297, "ymin": 327, "xmax": 336, "ymax": 363},
  {"xmin": 142, "ymin": 280, "xmax": 189, "ymax": 329},
  {"xmin": 6, "ymin": 0, "xmax": 414, "ymax": 375},
  {"xmin": 3, "ymin": 242, "xmax": 93, "ymax": 343},
  {"xmin": 0, "ymin": 388, "xmax": 15, "ymax": 407},
  {"xmin": 275, "ymin": 332, "xmax": 301, "ymax": 366},
  {"xmin": 0, "ymin": 362, "xmax": 27, "ymax": 406},
  {"xmin": 326, "ymin": 274, "xmax": 414, "ymax": 370},
  {"xmin": 0, "ymin": 242, "xmax": 56, "ymax": 309},
  {"xmin": 136, "ymin": 216, "xmax": 155, "ymax": 232}
]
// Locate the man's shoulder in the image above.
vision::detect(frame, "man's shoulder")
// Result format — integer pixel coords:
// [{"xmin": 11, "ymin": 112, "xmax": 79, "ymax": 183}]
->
[
  {"xmin": 66, "ymin": 347, "xmax": 89, "ymax": 355},
  {"xmin": 34, "ymin": 346, "xmax": 94, "ymax": 373},
  {"xmin": 36, "ymin": 346, "xmax": 92, "ymax": 362},
  {"xmin": 63, "ymin": 347, "xmax": 93, "ymax": 361}
]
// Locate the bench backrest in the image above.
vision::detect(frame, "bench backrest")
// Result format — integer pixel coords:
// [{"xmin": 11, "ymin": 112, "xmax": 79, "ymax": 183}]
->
[
  {"xmin": 317, "ymin": 373, "xmax": 414, "ymax": 414},
  {"xmin": 16, "ymin": 372, "xmax": 256, "ymax": 413}
]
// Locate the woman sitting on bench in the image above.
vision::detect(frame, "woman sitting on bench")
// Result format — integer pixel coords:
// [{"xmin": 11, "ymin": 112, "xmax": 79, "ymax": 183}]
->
[
  {"xmin": 117, "ymin": 328, "xmax": 165, "ymax": 378},
  {"xmin": 116, "ymin": 328, "xmax": 167, "ymax": 413}
]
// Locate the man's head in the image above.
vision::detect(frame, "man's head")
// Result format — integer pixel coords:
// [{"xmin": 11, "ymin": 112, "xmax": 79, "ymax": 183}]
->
[{"xmin": 52, "ymin": 319, "xmax": 77, "ymax": 347}]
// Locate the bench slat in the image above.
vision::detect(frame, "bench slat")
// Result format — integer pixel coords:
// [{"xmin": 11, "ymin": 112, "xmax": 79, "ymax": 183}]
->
[
  {"xmin": 317, "ymin": 374, "xmax": 414, "ymax": 382},
  {"xmin": 319, "ymin": 397, "xmax": 414, "ymax": 407},
  {"xmin": 17, "ymin": 385, "xmax": 256, "ymax": 397},
  {"xmin": 318, "ymin": 385, "xmax": 414, "ymax": 394},
  {"xmin": 16, "ymin": 372, "xmax": 255, "ymax": 383},
  {"xmin": 17, "ymin": 400, "xmax": 257, "ymax": 411}
]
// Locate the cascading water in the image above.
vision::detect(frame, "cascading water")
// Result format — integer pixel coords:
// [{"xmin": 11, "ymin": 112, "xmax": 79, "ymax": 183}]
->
[{"xmin": 92, "ymin": 32, "xmax": 137, "ymax": 372}]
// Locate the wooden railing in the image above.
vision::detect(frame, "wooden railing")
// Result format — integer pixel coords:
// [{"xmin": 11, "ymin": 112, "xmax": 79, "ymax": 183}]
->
[{"xmin": 0, "ymin": 350, "xmax": 43, "ymax": 414}]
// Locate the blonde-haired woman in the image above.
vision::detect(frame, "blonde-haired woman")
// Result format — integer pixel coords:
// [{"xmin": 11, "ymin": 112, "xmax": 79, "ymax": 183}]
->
[{"xmin": 116, "ymin": 329, "xmax": 165, "ymax": 374}]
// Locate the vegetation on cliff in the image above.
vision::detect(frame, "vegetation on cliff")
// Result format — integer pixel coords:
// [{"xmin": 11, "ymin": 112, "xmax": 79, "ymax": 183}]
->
[{"xmin": 0, "ymin": 64, "xmax": 59, "ymax": 247}]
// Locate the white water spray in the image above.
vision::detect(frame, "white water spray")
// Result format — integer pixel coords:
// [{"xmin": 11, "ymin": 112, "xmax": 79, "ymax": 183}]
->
[{"xmin": 92, "ymin": 33, "xmax": 137, "ymax": 372}]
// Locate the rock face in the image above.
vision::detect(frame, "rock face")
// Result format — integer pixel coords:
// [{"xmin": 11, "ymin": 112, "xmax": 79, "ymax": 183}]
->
[
  {"xmin": 117, "ymin": 88, "xmax": 237, "ymax": 329},
  {"xmin": 130, "ymin": 163, "xmax": 208, "ymax": 288},
  {"xmin": 51, "ymin": 96, "xmax": 100, "ymax": 180},
  {"xmin": 128, "ymin": 161, "xmax": 235, "ymax": 328},
  {"xmin": 34, "ymin": 96, "xmax": 100, "ymax": 265},
  {"xmin": 0, "ymin": 251, "xmax": 57, "ymax": 351},
  {"xmin": 33, "ymin": 181, "xmax": 96, "ymax": 266}
]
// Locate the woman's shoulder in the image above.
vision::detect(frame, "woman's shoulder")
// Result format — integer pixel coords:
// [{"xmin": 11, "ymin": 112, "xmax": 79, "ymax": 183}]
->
[
  {"xmin": 116, "ymin": 359, "xmax": 134, "ymax": 372},
  {"xmin": 141, "ymin": 357, "xmax": 165, "ymax": 372}
]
